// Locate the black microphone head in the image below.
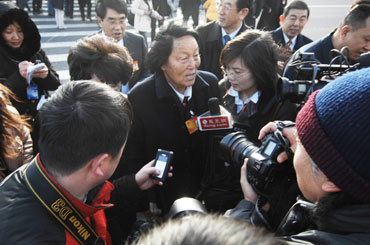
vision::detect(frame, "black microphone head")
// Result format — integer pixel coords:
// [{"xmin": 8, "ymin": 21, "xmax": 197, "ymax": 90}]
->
[{"xmin": 208, "ymin": 97, "xmax": 220, "ymax": 115}]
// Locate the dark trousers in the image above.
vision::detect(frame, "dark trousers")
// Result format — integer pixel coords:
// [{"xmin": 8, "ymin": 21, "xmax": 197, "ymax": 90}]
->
[
  {"xmin": 78, "ymin": 0, "xmax": 91, "ymax": 20},
  {"xmin": 182, "ymin": 6, "xmax": 199, "ymax": 28},
  {"xmin": 151, "ymin": 18, "xmax": 164, "ymax": 41},
  {"xmin": 32, "ymin": 0, "xmax": 42, "ymax": 13},
  {"xmin": 65, "ymin": 0, "xmax": 74, "ymax": 17}
]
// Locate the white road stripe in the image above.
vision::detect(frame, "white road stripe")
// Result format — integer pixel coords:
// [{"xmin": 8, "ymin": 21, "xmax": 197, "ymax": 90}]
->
[
  {"xmin": 48, "ymin": 54, "xmax": 68, "ymax": 62},
  {"xmin": 37, "ymin": 23, "xmax": 98, "ymax": 29},
  {"xmin": 42, "ymin": 41, "xmax": 78, "ymax": 48},
  {"xmin": 40, "ymin": 30, "xmax": 96, "ymax": 38}
]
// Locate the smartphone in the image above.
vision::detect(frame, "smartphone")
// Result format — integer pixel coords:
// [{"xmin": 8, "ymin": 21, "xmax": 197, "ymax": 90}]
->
[{"xmin": 151, "ymin": 149, "xmax": 173, "ymax": 182}]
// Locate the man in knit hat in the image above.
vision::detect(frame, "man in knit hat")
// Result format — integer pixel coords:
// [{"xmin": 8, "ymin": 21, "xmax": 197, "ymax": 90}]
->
[{"xmin": 228, "ymin": 67, "xmax": 370, "ymax": 244}]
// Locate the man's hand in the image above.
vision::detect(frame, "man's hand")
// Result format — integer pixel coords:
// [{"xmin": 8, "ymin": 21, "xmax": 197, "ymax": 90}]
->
[
  {"xmin": 258, "ymin": 121, "xmax": 298, "ymax": 163},
  {"xmin": 135, "ymin": 160, "xmax": 173, "ymax": 190},
  {"xmin": 240, "ymin": 159, "xmax": 258, "ymax": 203}
]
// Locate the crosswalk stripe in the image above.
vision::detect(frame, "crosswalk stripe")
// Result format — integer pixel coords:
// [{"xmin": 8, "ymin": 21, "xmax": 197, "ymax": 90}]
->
[
  {"xmin": 37, "ymin": 23, "xmax": 98, "ymax": 29},
  {"xmin": 40, "ymin": 30, "xmax": 97, "ymax": 38},
  {"xmin": 47, "ymin": 54, "xmax": 68, "ymax": 62},
  {"xmin": 42, "ymin": 41, "xmax": 79, "ymax": 48}
]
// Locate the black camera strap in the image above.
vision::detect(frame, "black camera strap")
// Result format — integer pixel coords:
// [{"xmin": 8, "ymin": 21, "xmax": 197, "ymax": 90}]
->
[{"xmin": 24, "ymin": 157, "xmax": 104, "ymax": 245}]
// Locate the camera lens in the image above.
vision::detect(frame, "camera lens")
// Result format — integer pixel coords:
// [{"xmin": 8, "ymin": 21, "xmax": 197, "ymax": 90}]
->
[
  {"xmin": 219, "ymin": 132, "xmax": 258, "ymax": 166},
  {"xmin": 278, "ymin": 77, "xmax": 309, "ymax": 103}
]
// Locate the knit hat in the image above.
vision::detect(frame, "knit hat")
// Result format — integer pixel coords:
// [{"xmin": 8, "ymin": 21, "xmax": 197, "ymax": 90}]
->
[{"xmin": 296, "ymin": 67, "xmax": 370, "ymax": 202}]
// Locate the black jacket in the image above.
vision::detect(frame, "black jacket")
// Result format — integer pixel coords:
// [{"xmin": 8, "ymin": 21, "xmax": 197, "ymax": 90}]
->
[
  {"xmin": 219, "ymin": 79, "xmax": 297, "ymax": 144},
  {"xmin": 115, "ymin": 70, "xmax": 220, "ymax": 213},
  {"xmin": 0, "ymin": 157, "xmax": 146, "ymax": 244},
  {"xmin": 229, "ymin": 199, "xmax": 370, "ymax": 245},
  {"xmin": 196, "ymin": 21, "xmax": 250, "ymax": 80},
  {"xmin": 0, "ymin": 3, "xmax": 60, "ymax": 118}
]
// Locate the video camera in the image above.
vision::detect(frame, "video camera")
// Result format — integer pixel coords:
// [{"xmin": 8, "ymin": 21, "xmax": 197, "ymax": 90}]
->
[{"xmin": 279, "ymin": 49, "xmax": 359, "ymax": 104}]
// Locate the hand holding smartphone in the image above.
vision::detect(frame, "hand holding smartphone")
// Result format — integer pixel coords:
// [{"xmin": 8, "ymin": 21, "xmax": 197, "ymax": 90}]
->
[{"xmin": 151, "ymin": 149, "xmax": 173, "ymax": 182}]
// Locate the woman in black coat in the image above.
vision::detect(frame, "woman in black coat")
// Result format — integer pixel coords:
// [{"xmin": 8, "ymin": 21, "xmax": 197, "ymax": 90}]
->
[
  {"xmin": 0, "ymin": 2, "xmax": 60, "ymax": 152},
  {"xmin": 0, "ymin": 2, "xmax": 60, "ymax": 119},
  {"xmin": 114, "ymin": 22, "xmax": 220, "ymax": 214},
  {"xmin": 219, "ymin": 30, "xmax": 297, "ymax": 144}
]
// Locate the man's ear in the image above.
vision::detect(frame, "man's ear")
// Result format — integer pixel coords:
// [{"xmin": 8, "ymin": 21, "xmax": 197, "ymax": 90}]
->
[
  {"xmin": 340, "ymin": 25, "xmax": 352, "ymax": 40},
  {"xmin": 279, "ymin": 15, "xmax": 285, "ymax": 23},
  {"xmin": 322, "ymin": 180, "xmax": 341, "ymax": 193},
  {"xmin": 239, "ymin": 8, "xmax": 249, "ymax": 20},
  {"xmin": 90, "ymin": 153, "xmax": 110, "ymax": 177},
  {"xmin": 97, "ymin": 17, "xmax": 103, "ymax": 27}
]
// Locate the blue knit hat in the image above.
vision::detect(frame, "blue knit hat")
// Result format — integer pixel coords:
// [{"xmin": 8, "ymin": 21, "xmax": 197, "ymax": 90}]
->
[{"xmin": 296, "ymin": 67, "xmax": 370, "ymax": 202}]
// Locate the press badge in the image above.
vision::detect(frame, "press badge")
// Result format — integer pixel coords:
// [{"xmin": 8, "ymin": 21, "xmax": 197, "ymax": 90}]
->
[
  {"xmin": 132, "ymin": 60, "xmax": 139, "ymax": 72},
  {"xmin": 27, "ymin": 84, "xmax": 39, "ymax": 100}
]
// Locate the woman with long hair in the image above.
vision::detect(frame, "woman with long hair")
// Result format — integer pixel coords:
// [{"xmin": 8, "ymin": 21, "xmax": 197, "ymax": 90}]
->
[{"xmin": 0, "ymin": 83, "xmax": 32, "ymax": 182}]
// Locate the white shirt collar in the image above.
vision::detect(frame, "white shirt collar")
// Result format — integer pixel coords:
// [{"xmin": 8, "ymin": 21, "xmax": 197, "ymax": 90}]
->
[
  {"xmin": 102, "ymin": 31, "xmax": 124, "ymax": 46},
  {"xmin": 167, "ymin": 82, "xmax": 193, "ymax": 103},
  {"xmin": 227, "ymin": 87, "xmax": 260, "ymax": 113},
  {"xmin": 282, "ymin": 32, "xmax": 297, "ymax": 52},
  {"xmin": 221, "ymin": 22, "xmax": 243, "ymax": 40}
]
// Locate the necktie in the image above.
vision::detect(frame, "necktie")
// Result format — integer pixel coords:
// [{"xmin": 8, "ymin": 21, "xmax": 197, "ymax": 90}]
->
[
  {"xmin": 224, "ymin": 35, "xmax": 231, "ymax": 46},
  {"xmin": 286, "ymin": 39, "xmax": 293, "ymax": 52},
  {"xmin": 183, "ymin": 96, "xmax": 189, "ymax": 108}
]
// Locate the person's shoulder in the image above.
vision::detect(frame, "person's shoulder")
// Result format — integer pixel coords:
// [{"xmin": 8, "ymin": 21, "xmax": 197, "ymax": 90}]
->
[
  {"xmin": 197, "ymin": 70, "xmax": 219, "ymax": 87},
  {"xmin": 0, "ymin": 167, "xmax": 65, "ymax": 243},
  {"xmin": 125, "ymin": 30, "xmax": 145, "ymax": 42},
  {"xmin": 298, "ymin": 33, "xmax": 313, "ymax": 44},
  {"xmin": 196, "ymin": 21, "xmax": 219, "ymax": 33},
  {"xmin": 128, "ymin": 74, "xmax": 155, "ymax": 96}
]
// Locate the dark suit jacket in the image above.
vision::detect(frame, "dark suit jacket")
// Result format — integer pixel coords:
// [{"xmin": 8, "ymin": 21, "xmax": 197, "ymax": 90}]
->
[
  {"xmin": 196, "ymin": 21, "xmax": 249, "ymax": 80},
  {"xmin": 115, "ymin": 70, "xmax": 220, "ymax": 213},
  {"xmin": 270, "ymin": 27, "xmax": 313, "ymax": 53},
  {"xmin": 122, "ymin": 31, "xmax": 151, "ymax": 88}
]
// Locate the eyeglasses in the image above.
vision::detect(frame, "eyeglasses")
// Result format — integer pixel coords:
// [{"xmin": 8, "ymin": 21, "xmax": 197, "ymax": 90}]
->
[
  {"xmin": 222, "ymin": 67, "xmax": 250, "ymax": 79},
  {"xmin": 216, "ymin": 1, "xmax": 238, "ymax": 12}
]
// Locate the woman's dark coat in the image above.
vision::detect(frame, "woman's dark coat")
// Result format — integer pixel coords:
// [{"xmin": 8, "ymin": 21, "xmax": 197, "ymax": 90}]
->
[
  {"xmin": 114, "ymin": 70, "xmax": 220, "ymax": 213},
  {"xmin": 0, "ymin": 2, "xmax": 60, "ymax": 119}
]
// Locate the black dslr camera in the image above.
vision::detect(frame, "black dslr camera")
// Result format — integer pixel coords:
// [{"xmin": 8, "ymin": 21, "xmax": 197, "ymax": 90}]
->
[{"xmin": 219, "ymin": 124, "xmax": 292, "ymax": 197}]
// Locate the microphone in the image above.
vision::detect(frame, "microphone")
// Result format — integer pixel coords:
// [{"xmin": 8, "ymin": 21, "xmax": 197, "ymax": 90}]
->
[{"xmin": 197, "ymin": 97, "xmax": 233, "ymax": 131}]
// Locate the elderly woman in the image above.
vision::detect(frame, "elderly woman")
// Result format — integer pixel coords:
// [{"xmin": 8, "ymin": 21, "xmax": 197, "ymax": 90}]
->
[
  {"xmin": 219, "ymin": 30, "xmax": 297, "ymax": 144},
  {"xmin": 0, "ymin": 2, "xmax": 60, "ymax": 121},
  {"xmin": 115, "ymin": 22, "xmax": 220, "ymax": 214}
]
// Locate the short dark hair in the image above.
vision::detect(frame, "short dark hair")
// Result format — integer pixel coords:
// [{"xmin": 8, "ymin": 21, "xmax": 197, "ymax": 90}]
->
[
  {"xmin": 95, "ymin": 0, "xmax": 128, "ymax": 19},
  {"xmin": 236, "ymin": 0, "xmax": 253, "ymax": 12},
  {"xmin": 146, "ymin": 21, "xmax": 199, "ymax": 73},
  {"xmin": 134, "ymin": 214, "xmax": 286, "ymax": 245},
  {"xmin": 342, "ymin": 4, "xmax": 370, "ymax": 31},
  {"xmin": 38, "ymin": 81, "xmax": 133, "ymax": 176},
  {"xmin": 68, "ymin": 35, "xmax": 133, "ymax": 86},
  {"xmin": 220, "ymin": 30, "xmax": 279, "ymax": 100},
  {"xmin": 283, "ymin": 0, "xmax": 310, "ymax": 18}
]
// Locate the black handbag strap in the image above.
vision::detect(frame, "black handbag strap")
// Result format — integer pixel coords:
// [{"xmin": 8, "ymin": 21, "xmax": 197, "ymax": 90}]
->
[{"xmin": 24, "ymin": 157, "xmax": 104, "ymax": 245}]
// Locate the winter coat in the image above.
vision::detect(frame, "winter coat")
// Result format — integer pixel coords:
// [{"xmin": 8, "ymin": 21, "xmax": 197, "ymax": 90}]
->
[
  {"xmin": 203, "ymin": 0, "xmax": 217, "ymax": 21},
  {"xmin": 0, "ymin": 156, "xmax": 148, "ymax": 244},
  {"xmin": 115, "ymin": 70, "xmax": 220, "ymax": 213},
  {"xmin": 132, "ymin": 0, "xmax": 161, "ymax": 33},
  {"xmin": 0, "ymin": 2, "xmax": 60, "ymax": 119}
]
